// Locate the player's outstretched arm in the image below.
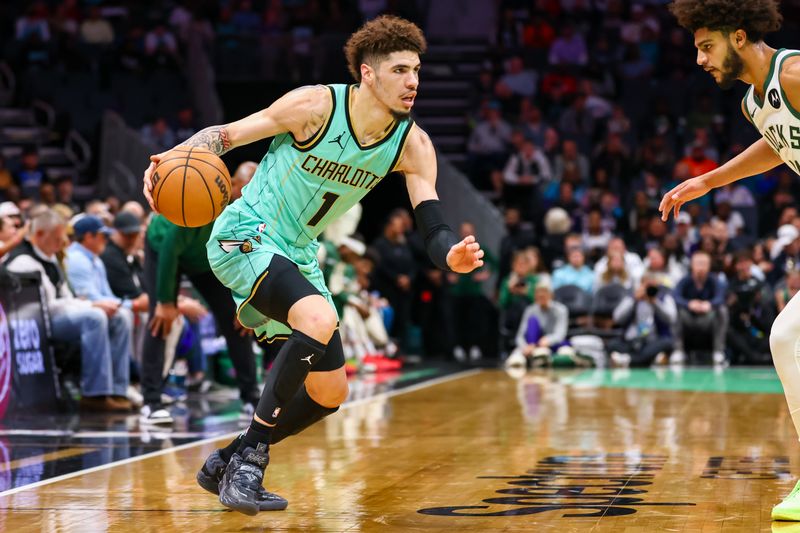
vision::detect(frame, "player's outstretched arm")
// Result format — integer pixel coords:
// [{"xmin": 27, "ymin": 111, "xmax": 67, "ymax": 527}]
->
[
  {"xmin": 661, "ymin": 61, "xmax": 800, "ymax": 222},
  {"xmin": 399, "ymin": 125, "xmax": 484, "ymax": 274},
  {"xmin": 142, "ymin": 85, "xmax": 332, "ymax": 211},
  {"xmin": 659, "ymin": 138, "xmax": 782, "ymax": 221}
]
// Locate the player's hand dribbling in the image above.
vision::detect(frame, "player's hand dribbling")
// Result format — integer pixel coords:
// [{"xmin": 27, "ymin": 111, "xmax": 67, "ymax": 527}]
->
[
  {"xmin": 446, "ymin": 235, "xmax": 484, "ymax": 274},
  {"xmin": 142, "ymin": 151, "xmax": 168, "ymax": 213},
  {"xmin": 659, "ymin": 175, "xmax": 712, "ymax": 221}
]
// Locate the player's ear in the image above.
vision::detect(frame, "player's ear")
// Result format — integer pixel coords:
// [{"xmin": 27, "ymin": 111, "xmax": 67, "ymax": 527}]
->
[
  {"xmin": 360, "ymin": 63, "xmax": 374, "ymax": 85},
  {"xmin": 732, "ymin": 29, "xmax": 747, "ymax": 49}
]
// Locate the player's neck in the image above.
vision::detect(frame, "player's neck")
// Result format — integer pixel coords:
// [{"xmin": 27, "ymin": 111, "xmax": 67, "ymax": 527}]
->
[
  {"xmin": 350, "ymin": 85, "xmax": 395, "ymax": 142},
  {"xmin": 741, "ymin": 42, "xmax": 778, "ymax": 93}
]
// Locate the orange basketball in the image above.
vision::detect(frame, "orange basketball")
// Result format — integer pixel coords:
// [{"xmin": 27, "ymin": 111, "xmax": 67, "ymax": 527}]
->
[{"xmin": 152, "ymin": 146, "xmax": 232, "ymax": 227}]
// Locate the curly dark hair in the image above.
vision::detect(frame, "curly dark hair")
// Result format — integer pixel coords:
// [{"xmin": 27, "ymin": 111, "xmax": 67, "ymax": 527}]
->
[
  {"xmin": 669, "ymin": 0, "xmax": 782, "ymax": 42},
  {"xmin": 343, "ymin": 15, "xmax": 427, "ymax": 82}
]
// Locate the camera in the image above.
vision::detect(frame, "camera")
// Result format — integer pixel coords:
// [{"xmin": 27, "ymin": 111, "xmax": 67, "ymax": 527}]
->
[{"xmin": 645, "ymin": 285, "xmax": 659, "ymax": 298}]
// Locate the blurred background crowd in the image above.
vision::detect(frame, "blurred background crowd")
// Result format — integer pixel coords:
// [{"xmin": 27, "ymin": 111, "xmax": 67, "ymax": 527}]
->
[{"xmin": 1, "ymin": 0, "xmax": 800, "ymax": 417}]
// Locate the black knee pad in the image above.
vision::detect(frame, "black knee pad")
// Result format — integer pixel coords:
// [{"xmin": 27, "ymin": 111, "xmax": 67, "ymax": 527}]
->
[
  {"xmin": 312, "ymin": 328, "xmax": 345, "ymax": 372},
  {"xmin": 259, "ymin": 330, "xmax": 326, "ymax": 412},
  {"xmin": 248, "ymin": 254, "xmax": 320, "ymax": 325}
]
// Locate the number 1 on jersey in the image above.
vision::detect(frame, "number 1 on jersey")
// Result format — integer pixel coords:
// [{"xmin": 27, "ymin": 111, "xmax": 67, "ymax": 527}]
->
[{"xmin": 307, "ymin": 192, "xmax": 340, "ymax": 227}]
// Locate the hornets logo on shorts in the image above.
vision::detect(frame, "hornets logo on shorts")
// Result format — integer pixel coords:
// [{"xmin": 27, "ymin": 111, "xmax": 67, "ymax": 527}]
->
[{"xmin": 218, "ymin": 239, "xmax": 254, "ymax": 254}]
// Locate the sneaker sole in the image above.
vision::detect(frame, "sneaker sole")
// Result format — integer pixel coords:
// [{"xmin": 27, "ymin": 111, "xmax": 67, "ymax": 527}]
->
[
  {"xmin": 772, "ymin": 508, "xmax": 800, "ymax": 521},
  {"xmin": 219, "ymin": 493, "xmax": 259, "ymax": 516},
  {"xmin": 260, "ymin": 497, "xmax": 288, "ymax": 511}
]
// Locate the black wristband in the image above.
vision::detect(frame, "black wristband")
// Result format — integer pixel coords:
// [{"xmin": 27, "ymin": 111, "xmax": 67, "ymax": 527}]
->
[{"xmin": 414, "ymin": 199, "xmax": 457, "ymax": 271}]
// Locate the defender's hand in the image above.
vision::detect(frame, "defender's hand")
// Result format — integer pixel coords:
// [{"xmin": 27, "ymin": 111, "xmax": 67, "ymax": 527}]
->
[
  {"xmin": 149, "ymin": 302, "xmax": 180, "ymax": 338},
  {"xmin": 142, "ymin": 152, "xmax": 168, "ymax": 212},
  {"xmin": 659, "ymin": 176, "xmax": 712, "ymax": 221},
  {"xmin": 446, "ymin": 235, "xmax": 484, "ymax": 274}
]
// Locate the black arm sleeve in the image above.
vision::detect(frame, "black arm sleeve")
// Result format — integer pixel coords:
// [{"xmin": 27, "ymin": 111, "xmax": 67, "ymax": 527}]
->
[{"xmin": 414, "ymin": 199, "xmax": 457, "ymax": 271}]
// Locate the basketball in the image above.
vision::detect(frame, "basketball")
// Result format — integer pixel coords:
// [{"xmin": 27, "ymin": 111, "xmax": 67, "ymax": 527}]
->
[{"xmin": 152, "ymin": 146, "xmax": 231, "ymax": 227}]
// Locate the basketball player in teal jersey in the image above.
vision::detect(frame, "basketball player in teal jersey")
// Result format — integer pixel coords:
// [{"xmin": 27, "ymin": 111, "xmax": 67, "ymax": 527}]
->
[
  {"xmin": 142, "ymin": 16, "xmax": 484, "ymax": 515},
  {"xmin": 660, "ymin": 0, "xmax": 800, "ymax": 521}
]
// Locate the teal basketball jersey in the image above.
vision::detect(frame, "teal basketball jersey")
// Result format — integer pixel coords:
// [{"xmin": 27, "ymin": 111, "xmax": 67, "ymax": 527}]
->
[{"xmin": 237, "ymin": 84, "xmax": 414, "ymax": 247}]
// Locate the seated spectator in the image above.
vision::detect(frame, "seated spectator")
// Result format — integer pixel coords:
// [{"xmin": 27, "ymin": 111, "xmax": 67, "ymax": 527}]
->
[
  {"xmin": 582, "ymin": 208, "xmax": 612, "ymax": 262},
  {"xmin": 726, "ymin": 250, "xmax": 773, "ymax": 364},
  {"xmin": 144, "ymin": 23, "xmax": 180, "ymax": 67},
  {"xmin": 15, "ymin": 147, "xmax": 45, "ymax": 199},
  {"xmin": 553, "ymin": 139, "xmax": 589, "ymax": 184},
  {"xmin": 711, "ymin": 200, "xmax": 746, "ymax": 240},
  {"xmin": 0, "ymin": 215, "xmax": 28, "ymax": 259},
  {"xmin": 175, "ymin": 108, "xmax": 197, "ymax": 141},
  {"xmin": 558, "ymin": 93, "xmax": 596, "ymax": 153},
  {"xmin": 495, "ymin": 56, "xmax": 538, "ymax": 111},
  {"xmin": 592, "ymin": 134, "xmax": 633, "ymax": 193},
  {"xmin": 80, "ymin": 6, "xmax": 114, "ymax": 44},
  {"xmin": 65, "ymin": 216, "xmax": 136, "ymax": 384},
  {"xmin": 671, "ymin": 251, "xmax": 729, "ymax": 366},
  {"xmin": 467, "ymin": 103, "xmax": 512, "ymax": 190},
  {"xmin": 329, "ymin": 235, "xmax": 390, "ymax": 359},
  {"xmin": 505, "ymin": 280, "xmax": 573, "ymax": 368},
  {"xmin": 593, "ymin": 237, "xmax": 644, "ymax": 282},
  {"xmin": 552, "ymin": 246, "xmax": 594, "ymax": 293},
  {"xmin": 520, "ymin": 104, "xmax": 552, "ymax": 148},
  {"xmin": 674, "ymin": 212, "xmax": 698, "ymax": 257},
  {"xmin": 55, "ymin": 177, "xmax": 80, "ymax": 213},
  {"xmin": 642, "ymin": 247, "xmax": 685, "ymax": 289},
  {"xmin": 680, "ymin": 141, "xmax": 719, "ymax": 178},
  {"xmin": 16, "ymin": 3, "xmax": 51, "ymax": 45},
  {"xmin": 141, "ymin": 117, "xmax": 176, "ymax": 152},
  {"xmin": 548, "ymin": 24, "xmax": 587, "ymax": 66},
  {"xmin": 595, "ymin": 251, "xmax": 635, "ymax": 291},
  {"xmin": 100, "ymin": 211, "xmax": 149, "ymax": 312},
  {"xmin": 6, "ymin": 210, "xmax": 131, "ymax": 411},
  {"xmin": 499, "ymin": 139, "xmax": 552, "ymax": 217},
  {"xmin": 776, "ymin": 270, "xmax": 800, "ymax": 313},
  {"xmin": 609, "ymin": 274, "xmax": 677, "ymax": 367}
]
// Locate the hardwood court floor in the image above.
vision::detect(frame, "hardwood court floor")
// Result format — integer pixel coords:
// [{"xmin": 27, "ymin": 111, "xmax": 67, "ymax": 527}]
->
[{"xmin": 1, "ymin": 368, "xmax": 799, "ymax": 532}]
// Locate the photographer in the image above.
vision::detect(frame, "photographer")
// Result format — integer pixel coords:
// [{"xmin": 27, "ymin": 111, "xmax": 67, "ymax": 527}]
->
[
  {"xmin": 671, "ymin": 250, "xmax": 729, "ymax": 366},
  {"xmin": 608, "ymin": 273, "xmax": 677, "ymax": 367},
  {"xmin": 726, "ymin": 250, "xmax": 774, "ymax": 364}
]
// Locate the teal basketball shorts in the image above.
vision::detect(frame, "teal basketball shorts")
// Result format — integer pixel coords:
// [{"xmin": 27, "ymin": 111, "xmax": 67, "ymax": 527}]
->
[{"xmin": 206, "ymin": 206, "xmax": 337, "ymax": 342}]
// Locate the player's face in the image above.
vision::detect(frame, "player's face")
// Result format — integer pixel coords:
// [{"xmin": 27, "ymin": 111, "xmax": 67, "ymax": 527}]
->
[
  {"xmin": 694, "ymin": 28, "xmax": 744, "ymax": 90},
  {"xmin": 371, "ymin": 51, "xmax": 420, "ymax": 119}
]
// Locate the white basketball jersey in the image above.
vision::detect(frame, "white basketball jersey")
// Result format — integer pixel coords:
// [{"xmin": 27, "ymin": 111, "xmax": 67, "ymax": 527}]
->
[{"xmin": 742, "ymin": 48, "xmax": 800, "ymax": 175}]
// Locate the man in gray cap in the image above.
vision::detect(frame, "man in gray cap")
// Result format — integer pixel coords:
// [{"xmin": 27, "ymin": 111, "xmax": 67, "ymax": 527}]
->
[{"xmin": 100, "ymin": 211, "xmax": 148, "ymax": 311}]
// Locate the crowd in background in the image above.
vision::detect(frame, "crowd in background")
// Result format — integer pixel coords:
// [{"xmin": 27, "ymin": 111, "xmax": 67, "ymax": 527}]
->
[{"xmin": 0, "ymin": 0, "xmax": 799, "ymax": 419}]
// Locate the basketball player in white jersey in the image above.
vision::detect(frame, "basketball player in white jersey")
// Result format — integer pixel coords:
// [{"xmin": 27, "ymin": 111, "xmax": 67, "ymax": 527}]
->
[{"xmin": 660, "ymin": 0, "xmax": 800, "ymax": 521}]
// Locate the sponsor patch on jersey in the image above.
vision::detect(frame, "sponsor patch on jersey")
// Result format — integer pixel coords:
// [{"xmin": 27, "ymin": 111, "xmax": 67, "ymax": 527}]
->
[{"xmin": 768, "ymin": 88, "xmax": 781, "ymax": 109}]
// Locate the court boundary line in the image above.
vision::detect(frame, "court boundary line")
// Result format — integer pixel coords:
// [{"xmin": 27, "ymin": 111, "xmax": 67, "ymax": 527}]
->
[{"xmin": 0, "ymin": 367, "xmax": 483, "ymax": 498}]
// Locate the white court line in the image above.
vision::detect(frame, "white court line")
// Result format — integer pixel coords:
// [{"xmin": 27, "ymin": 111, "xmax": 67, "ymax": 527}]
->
[
  {"xmin": 0, "ymin": 430, "xmax": 211, "ymax": 439},
  {"xmin": 0, "ymin": 368, "xmax": 483, "ymax": 498}
]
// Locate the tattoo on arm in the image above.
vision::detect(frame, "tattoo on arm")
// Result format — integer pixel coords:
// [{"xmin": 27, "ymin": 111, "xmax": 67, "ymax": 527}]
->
[{"xmin": 183, "ymin": 126, "xmax": 232, "ymax": 155}]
